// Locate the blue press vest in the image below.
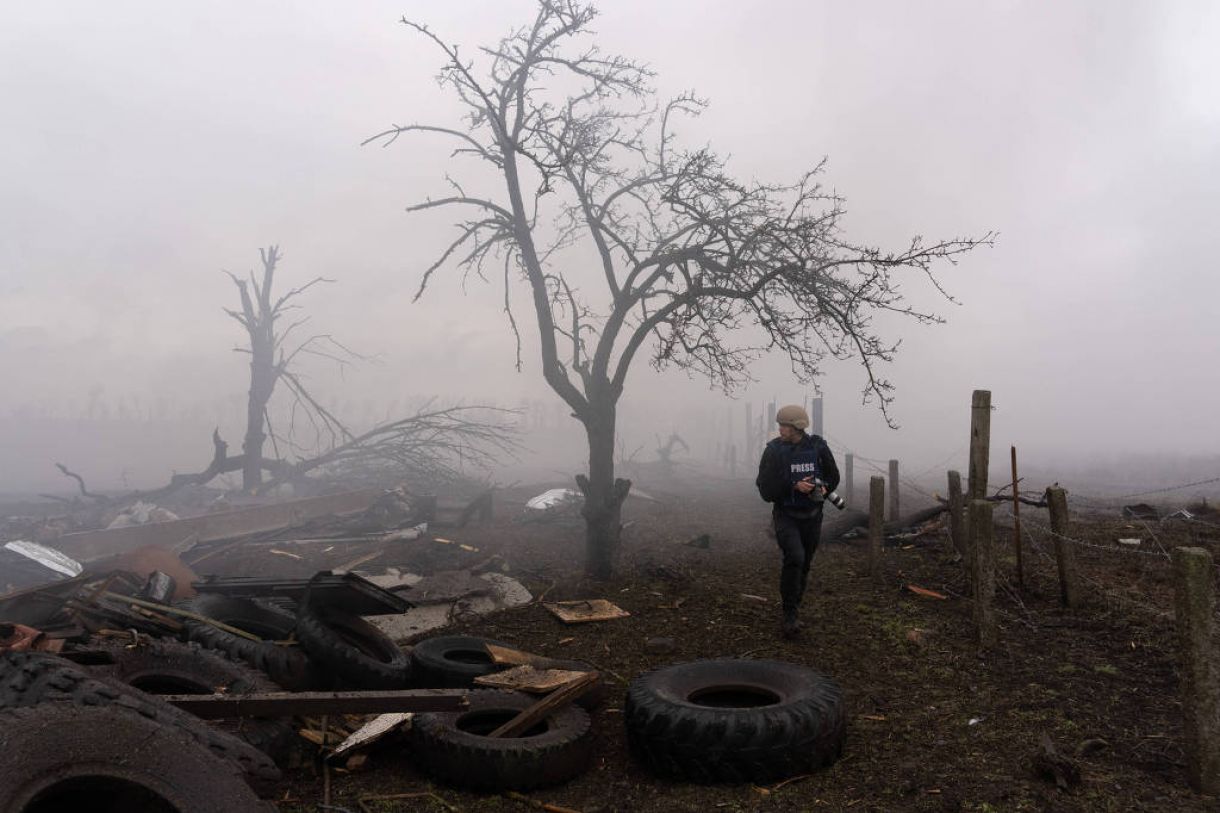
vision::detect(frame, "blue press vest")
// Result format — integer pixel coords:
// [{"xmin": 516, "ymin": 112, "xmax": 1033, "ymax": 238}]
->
[{"xmin": 781, "ymin": 440, "xmax": 822, "ymax": 511}]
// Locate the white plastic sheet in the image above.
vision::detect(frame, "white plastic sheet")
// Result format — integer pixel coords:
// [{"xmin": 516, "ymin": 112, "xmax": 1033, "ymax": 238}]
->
[
  {"xmin": 3, "ymin": 540, "xmax": 83, "ymax": 578},
  {"xmin": 525, "ymin": 488, "xmax": 583, "ymax": 510}
]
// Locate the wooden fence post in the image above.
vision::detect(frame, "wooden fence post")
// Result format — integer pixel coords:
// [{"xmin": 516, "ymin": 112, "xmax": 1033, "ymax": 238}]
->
[
  {"xmin": 1011, "ymin": 445, "xmax": 1023, "ymax": 589},
  {"xmin": 868, "ymin": 476, "xmax": 884, "ymax": 578},
  {"xmin": 968, "ymin": 390, "xmax": 991, "ymax": 501},
  {"xmin": 948, "ymin": 470, "xmax": 966, "ymax": 557},
  {"xmin": 845, "ymin": 454, "xmax": 854, "ymax": 508},
  {"xmin": 888, "ymin": 459, "xmax": 900, "ymax": 521},
  {"xmin": 1173, "ymin": 546, "xmax": 1220, "ymax": 793},
  {"xmin": 745, "ymin": 402, "xmax": 754, "ymax": 462},
  {"xmin": 967, "ymin": 390, "xmax": 991, "ymax": 561},
  {"xmin": 1045, "ymin": 486, "xmax": 1079, "ymax": 607},
  {"xmin": 970, "ymin": 499, "xmax": 997, "ymax": 648}
]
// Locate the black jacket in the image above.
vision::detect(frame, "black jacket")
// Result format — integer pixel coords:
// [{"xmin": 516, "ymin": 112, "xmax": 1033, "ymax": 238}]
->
[{"xmin": 756, "ymin": 432, "xmax": 840, "ymax": 508}]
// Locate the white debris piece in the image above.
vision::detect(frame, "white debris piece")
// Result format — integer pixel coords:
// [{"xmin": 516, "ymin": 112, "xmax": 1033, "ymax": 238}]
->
[
  {"xmin": 384, "ymin": 523, "xmax": 428, "ymax": 542},
  {"xmin": 366, "ymin": 571, "xmax": 533, "ymax": 642},
  {"xmin": 525, "ymin": 488, "xmax": 582, "ymax": 510},
  {"xmin": 3, "ymin": 540, "xmax": 83, "ymax": 577},
  {"xmin": 107, "ymin": 501, "xmax": 180, "ymax": 528}
]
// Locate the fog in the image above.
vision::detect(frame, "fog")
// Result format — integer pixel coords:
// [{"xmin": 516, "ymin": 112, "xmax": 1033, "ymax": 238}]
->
[{"xmin": 3, "ymin": 1, "xmax": 1219, "ymax": 495}]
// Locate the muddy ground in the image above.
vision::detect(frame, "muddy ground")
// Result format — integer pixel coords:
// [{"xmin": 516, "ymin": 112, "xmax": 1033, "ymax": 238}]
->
[{"xmin": 217, "ymin": 478, "xmax": 1217, "ymax": 813}]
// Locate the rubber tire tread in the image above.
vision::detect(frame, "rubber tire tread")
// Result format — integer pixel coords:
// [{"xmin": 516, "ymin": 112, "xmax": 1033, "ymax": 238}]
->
[
  {"xmin": 92, "ymin": 639, "xmax": 297, "ymax": 765},
  {"xmin": 409, "ymin": 634, "xmax": 514, "ymax": 687},
  {"xmin": 177, "ymin": 594, "xmax": 317, "ymax": 690},
  {"xmin": 409, "ymin": 635, "xmax": 606, "ymax": 710},
  {"xmin": 624, "ymin": 658, "xmax": 846, "ymax": 784},
  {"xmin": 295, "ymin": 603, "xmax": 410, "ymax": 689},
  {"xmin": 0, "ymin": 704, "xmax": 272, "ymax": 813},
  {"xmin": 0, "ymin": 650, "xmax": 281, "ymax": 791},
  {"xmin": 409, "ymin": 689, "xmax": 593, "ymax": 791}
]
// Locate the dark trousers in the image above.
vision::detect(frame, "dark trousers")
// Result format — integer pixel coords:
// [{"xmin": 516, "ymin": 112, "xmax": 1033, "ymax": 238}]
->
[{"xmin": 774, "ymin": 507, "xmax": 823, "ymax": 620}]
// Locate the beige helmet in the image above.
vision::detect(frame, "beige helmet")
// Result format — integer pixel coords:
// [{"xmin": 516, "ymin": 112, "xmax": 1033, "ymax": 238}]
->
[{"xmin": 776, "ymin": 404, "xmax": 809, "ymax": 430}]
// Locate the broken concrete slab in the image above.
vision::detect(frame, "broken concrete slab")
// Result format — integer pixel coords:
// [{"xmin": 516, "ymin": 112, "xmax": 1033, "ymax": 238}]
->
[
  {"xmin": 364, "ymin": 572, "xmax": 532, "ymax": 642},
  {"xmin": 400, "ymin": 570, "xmax": 492, "ymax": 605}
]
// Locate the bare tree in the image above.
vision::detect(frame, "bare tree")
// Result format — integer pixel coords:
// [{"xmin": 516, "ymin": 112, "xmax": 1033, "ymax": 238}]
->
[
  {"xmin": 368, "ymin": 0, "xmax": 992, "ymax": 578},
  {"xmin": 223, "ymin": 246, "xmax": 351, "ymax": 492}
]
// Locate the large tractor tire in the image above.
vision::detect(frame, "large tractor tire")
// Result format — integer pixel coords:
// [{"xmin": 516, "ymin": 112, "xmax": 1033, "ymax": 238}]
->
[
  {"xmin": 91, "ymin": 639, "xmax": 297, "ymax": 765},
  {"xmin": 0, "ymin": 651, "xmax": 281, "ymax": 792},
  {"xmin": 625, "ymin": 658, "xmax": 846, "ymax": 784},
  {"xmin": 0, "ymin": 703, "xmax": 272, "ymax": 813}
]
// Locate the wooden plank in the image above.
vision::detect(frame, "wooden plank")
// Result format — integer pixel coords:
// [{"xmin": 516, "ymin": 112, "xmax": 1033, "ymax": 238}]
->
[
  {"xmin": 328, "ymin": 712, "xmax": 414, "ymax": 760},
  {"xmin": 54, "ymin": 488, "xmax": 385, "ymax": 562},
  {"xmin": 543, "ymin": 599, "xmax": 629, "ymax": 623},
  {"xmin": 162, "ymin": 689, "xmax": 467, "ymax": 718},
  {"xmin": 474, "ymin": 665, "xmax": 589, "ymax": 693},
  {"xmin": 487, "ymin": 672, "xmax": 598, "ymax": 738},
  {"xmin": 485, "ymin": 643, "xmax": 538, "ymax": 666}
]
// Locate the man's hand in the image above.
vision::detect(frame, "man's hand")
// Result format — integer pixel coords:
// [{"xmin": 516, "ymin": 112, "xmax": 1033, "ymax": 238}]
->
[{"xmin": 795, "ymin": 476, "xmax": 817, "ymax": 495}]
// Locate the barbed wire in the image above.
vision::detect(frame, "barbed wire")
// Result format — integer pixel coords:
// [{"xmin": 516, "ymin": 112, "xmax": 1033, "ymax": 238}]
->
[
  {"xmin": 1020, "ymin": 516, "xmax": 1171, "ymax": 561},
  {"xmin": 1022, "ymin": 527, "xmax": 1174, "ymax": 620},
  {"xmin": 1066, "ymin": 474, "xmax": 1220, "ymax": 506},
  {"xmin": 1112, "ymin": 475, "xmax": 1220, "ymax": 500}
]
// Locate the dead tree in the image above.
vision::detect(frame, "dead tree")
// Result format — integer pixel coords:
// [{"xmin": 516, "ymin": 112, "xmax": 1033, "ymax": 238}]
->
[
  {"xmin": 368, "ymin": 0, "xmax": 992, "ymax": 578},
  {"xmin": 223, "ymin": 246, "xmax": 349, "ymax": 493}
]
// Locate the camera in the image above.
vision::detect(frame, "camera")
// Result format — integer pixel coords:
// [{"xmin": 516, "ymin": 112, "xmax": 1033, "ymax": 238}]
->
[{"xmin": 812, "ymin": 478, "xmax": 847, "ymax": 511}]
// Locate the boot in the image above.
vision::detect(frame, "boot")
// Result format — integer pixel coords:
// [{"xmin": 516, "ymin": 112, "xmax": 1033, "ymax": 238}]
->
[{"xmin": 780, "ymin": 609, "xmax": 802, "ymax": 640}]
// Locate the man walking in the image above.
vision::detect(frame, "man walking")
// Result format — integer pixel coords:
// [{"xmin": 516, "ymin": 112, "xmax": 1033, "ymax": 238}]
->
[{"xmin": 755, "ymin": 404, "xmax": 840, "ymax": 639}]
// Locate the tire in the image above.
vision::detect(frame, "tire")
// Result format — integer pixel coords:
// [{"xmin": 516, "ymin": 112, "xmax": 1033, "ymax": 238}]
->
[
  {"xmin": 410, "ymin": 635, "xmax": 607, "ymax": 710},
  {"xmin": 410, "ymin": 634, "xmax": 514, "ymax": 687},
  {"xmin": 624, "ymin": 658, "xmax": 846, "ymax": 784},
  {"xmin": 177, "ymin": 594, "xmax": 317, "ymax": 691},
  {"xmin": 91, "ymin": 639, "xmax": 297, "ymax": 766},
  {"xmin": 0, "ymin": 704, "xmax": 271, "ymax": 813},
  {"xmin": 295, "ymin": 603, "xmax": 410, "ymax": 689},
  {"xmin": 409, "ymin": 689, "xmax": 592, "ymax": 791},
  {"xmin": 0, "ymin": 651, "xmax": 281, "ymax": 792}
]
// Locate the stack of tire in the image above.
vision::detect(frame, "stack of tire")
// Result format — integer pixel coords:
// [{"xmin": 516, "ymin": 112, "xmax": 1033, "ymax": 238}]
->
[
  {"xmin": 174, "ymin": 592, "xmax": 411, "ymax": 691},
  {"xmin": 405, "ymin": 634, "xmax": 603, "ymax": 792},
  {"xmin": 0, "ymin": 650, "xmax": 276, "ymax": 813}
]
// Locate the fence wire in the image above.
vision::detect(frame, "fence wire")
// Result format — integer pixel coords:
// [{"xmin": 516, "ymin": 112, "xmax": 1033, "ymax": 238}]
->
[{"xmin": 1020, "ymin": 523, "xmax": 1175, "ymax": 621}]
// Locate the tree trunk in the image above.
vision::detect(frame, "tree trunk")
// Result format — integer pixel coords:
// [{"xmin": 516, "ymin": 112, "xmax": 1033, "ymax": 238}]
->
[
  {"xmin": 576, "ymin": 401, "xmax": 631, "ymax": 580},
  {"xmin": 242, "ymin": 338, "xmax": 274, "ymax": 493}
]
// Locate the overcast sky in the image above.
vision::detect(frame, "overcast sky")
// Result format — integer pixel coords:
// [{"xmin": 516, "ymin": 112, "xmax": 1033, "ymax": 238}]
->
[{"xmin": 2, "ymin": 1, "xmax": 1218, "ymax": 491}]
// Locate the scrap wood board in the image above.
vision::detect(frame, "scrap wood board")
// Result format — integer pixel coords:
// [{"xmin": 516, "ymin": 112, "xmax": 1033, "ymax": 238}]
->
[
  {"xmin": 485, "ymin": 643, "xmax": 539, "ymax": 666},
  {"xmin": 543, "ymin": 599, "xmax": 630, "ymax": 624},
  {"xmin": 474, "ymin": 664, "xmax": 591, "ymax": 693}
]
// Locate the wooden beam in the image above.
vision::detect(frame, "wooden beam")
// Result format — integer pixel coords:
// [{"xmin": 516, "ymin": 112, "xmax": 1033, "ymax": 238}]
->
[{"xmin": 55, "ymin": 488, "xmax": 385, "ymax": 561}]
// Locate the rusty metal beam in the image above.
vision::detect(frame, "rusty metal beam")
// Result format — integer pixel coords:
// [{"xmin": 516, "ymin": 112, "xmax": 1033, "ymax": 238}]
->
[
  {"xmin": 162, "ymin": 683, "xmax": 466, "ymax": 717},
  {"xmin": 162, "ymin": 689, "xmax": 468, "ymax": 718}
]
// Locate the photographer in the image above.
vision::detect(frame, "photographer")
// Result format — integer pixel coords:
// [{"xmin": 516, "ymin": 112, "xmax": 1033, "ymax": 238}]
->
[{"xmin": 755, "ymin": 405, "xmax": 840, "ymax": 640}]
